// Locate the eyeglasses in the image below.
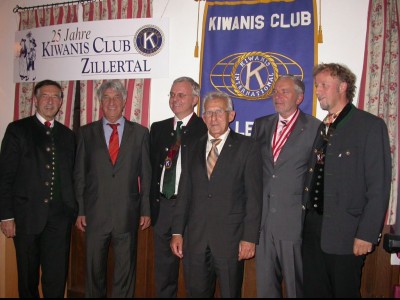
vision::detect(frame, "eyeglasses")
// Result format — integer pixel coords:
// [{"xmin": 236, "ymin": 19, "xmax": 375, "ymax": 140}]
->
[
  {"xmin": 203, "ymin": 109, "xmax": 230, "ymax": 118},
  {"xmin": 102, "ymin": 95, "xmax": 124, "ymax": 102},
  {"xmin": 168, "ymin": 92, "xmax": 191, "ymax": 100},
  {"xmin": 39, "ymin": 94, "xmax": 62, "ymax": 101}
]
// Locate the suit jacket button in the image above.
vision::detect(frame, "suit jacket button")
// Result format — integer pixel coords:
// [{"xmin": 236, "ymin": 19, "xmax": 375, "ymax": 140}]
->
[
  {"xmin": 309, "ymin": 168, "xmax": 313, "ymax": 172},
  {"xmin": 44, "ymin": 198, "xmax": 49, "ymax": 204},
  {"xmin": 208, "ymin": 194, "xmax": 212, "ymax": 198},
  {"xmin": 304, "ymin": 187, "xmax": 309, "ymax": 192},
  {"xmin": 302, "ymin": 205, "xmax": 306, "ymax": 210}
]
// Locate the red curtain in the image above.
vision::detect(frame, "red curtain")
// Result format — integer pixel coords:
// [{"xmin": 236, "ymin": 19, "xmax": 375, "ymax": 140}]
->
[
  {"xmin": 15, "ymin": 5, "xmax": 79, "ymax": 129},
  {"xmin": 358, "ymin": 0, "xmax": 400, "ymax": 225}
]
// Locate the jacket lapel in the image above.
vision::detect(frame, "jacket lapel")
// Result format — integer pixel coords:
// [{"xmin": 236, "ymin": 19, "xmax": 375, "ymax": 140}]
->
[
  {"xmin": 114, "ymin": 119, "xmax": 133, "ymax": 169},
  {"xmin": 95, "ymin": 121, "xmax": 111, "ymax": 163},
  {"xmin": 209, "ymin": 131, "xmax": 236, "ymax": 179},
  {"xmin": 274, "ymin": 111, "xmax": 306, "ymax": 167}
]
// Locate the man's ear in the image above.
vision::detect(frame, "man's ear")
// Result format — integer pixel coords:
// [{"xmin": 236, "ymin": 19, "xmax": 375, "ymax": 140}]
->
[
  {"xmin": 339, "ymin": 82, "xmax": 347, "ymax": 93},
  {"xmin": 228, "ymin": 110, "xmax": 236, "ymax": 123}
]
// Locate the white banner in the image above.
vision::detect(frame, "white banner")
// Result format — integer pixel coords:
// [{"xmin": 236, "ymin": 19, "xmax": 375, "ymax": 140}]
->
[{"xmin": 14, "ymin": 18, "xmax": 169, "ymax": 82}]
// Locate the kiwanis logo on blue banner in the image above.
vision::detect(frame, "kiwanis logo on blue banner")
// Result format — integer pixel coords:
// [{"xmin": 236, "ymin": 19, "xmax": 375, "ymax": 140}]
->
[
  {"xmin": 200, "ymin": 0, "xmax": 317, "ymax": 136},
  {"xmin": 210, "ymin": 51, "xmax": 303, "ymax": 100}
]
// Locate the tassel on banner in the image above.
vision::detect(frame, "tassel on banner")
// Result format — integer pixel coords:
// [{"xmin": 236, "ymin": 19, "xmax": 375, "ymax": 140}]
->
[
  {"xmin": 318, "ymin": 0, "xmax": 323, "ymax": 43},
  {"xmin": 318, "ymin": 24, "xmax": 323, "ymax": 43},
  {"xmin": 194, "ymin": 0, "xmax": 202, "ymax": 57}
]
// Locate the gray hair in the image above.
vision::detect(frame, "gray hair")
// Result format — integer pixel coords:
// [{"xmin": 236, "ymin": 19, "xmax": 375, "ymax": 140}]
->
[
  {"xmin": 275, "ymin": 74, "xmax": 305, "ymax": 95},
  {"xmin": 96, "ymin": 80, "xmax": 127, "ymax": 101},
  {"xmin": 172, "ymin": 77, "xmax": 200, "ymax": 97},
  {"xmin": 202, "ymin": 91, "xmax": 234, "ymax": 112}
]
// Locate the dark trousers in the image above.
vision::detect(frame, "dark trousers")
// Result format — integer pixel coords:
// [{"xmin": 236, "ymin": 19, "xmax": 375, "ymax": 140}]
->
[
  {"xmin": 13, "ymin": 213, "xmax": 72, "ymax": 298},
  {"xmin": 187, "ymin": 246, "xmax": 244, "ymax": 298},
  {"xmin": 302, "ymin": 210, "xmax": 365, "ymax": 298},
  {"xmin": 85, "ymin": 229, "xmax": 137, "ymax": 298},
  {"xmin": 153, "ymin": 196, "xmax": 181, "ymax": 298}
]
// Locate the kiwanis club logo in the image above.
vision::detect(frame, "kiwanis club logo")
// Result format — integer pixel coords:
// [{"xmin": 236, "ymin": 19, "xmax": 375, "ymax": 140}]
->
[
  {"xmin": 134, "ymin": 25, "xmax": 164, "ymax": 56},
  {"xmin": 209, "ymin": 51, "xmax": 303, "ymax": 101}
]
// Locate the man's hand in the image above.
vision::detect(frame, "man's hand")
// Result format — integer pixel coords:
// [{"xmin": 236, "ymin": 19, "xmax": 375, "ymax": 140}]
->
[
  {"xmin": 354, "ymin": 238, "xmax": 373, "ymax": 256},
  {"xmin": 140, "ymin": 216, "xmax": 151, "ymax": 230},
  {"xmin": 1, "ymin": 220, "xmax": 16, "ymax": 238},
  {"xmin": 170, "ymin": 235, "xmax": 184, "ymax": 258},
  {"xmin": 238, "ymin": 240, "xmax": 256, "ymax": 261},
  {"xmin": 75, "ymin": 216, "xmax": 86, "ymax": 232}
]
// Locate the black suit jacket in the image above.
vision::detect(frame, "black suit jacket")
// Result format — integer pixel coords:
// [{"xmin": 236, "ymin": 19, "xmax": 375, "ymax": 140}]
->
[
  {"xmin": 172, "ymin": 130, "xmax": 263, "ymax": 258},
  {"xmin": 303, "ymin": 105, "xmax": 392, "ymax": 254},
  {"xmin": 0, "ymin": 116, "xmax": 77, "ymax": 234},
  {"xmin": 149, "ymin": 113, "xmax": 207, "ymax": 225}
]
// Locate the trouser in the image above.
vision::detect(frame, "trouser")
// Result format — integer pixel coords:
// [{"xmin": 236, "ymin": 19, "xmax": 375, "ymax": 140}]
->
[
  {"xmin": 85, "ymin": 229, "xmax": 137, "ymax": 298},
  {"xmin": 153, "ymin": 195, "xmax": 181, "ymax": 297},
  {"xmin": 302, "ymin": 209, "xmax": 365, "ymax": 298},
  {"xmin": 14, "ymin": 214, "xmax": 71, "ymax": 298}
]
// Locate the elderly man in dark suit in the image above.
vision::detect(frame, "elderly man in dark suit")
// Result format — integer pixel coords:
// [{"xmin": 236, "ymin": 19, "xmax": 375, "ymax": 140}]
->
[
  {"xmin": 74, "ymin": 79, "xmax": 151, "ymax": 298},
  {"xmin": 302, "ymin": 63, "xmax": 391, "ymax": 297},
  {"xmin": 150, "ymin": 77, "xmax": 207, "ymax": 297},
  {"xmin": 0, "ymin": 79, "xmax": 77, "ymax": 297},
  {"xmin": 170, "ymin": 91, "xmax": 263, "ymax": 298},
  {"xmin": 252, "ymin": 75, "xmax": 321, "ymax": 298}
]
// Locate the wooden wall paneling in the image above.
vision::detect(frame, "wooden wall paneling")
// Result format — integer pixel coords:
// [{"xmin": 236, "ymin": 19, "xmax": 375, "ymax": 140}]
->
[
  {"xmin": 361, "ymin": 225, "xmax": 400, "ymax": 298},
  {"xmin": 1, "ymin": 238, "xmax": 18, "ymax": 298}
]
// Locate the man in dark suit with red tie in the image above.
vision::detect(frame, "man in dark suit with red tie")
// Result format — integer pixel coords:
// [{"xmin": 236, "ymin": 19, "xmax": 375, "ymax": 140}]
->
[
  {"xmin": 74, "ymin": 79, "xmax": 151, "ymax": 297},
  {"xmin": 0, "ymin": 80, "xmax": 77, "ymax": 297},
  {"xmin": 170, "ymin": 91, "xmax": 263, "ymax": 298},
  {"xmin": 150, "ymin": 77, "xmax": 207, "ymax": 297}
]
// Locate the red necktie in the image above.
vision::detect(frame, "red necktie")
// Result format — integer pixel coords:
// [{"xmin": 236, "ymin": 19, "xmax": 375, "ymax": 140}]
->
[
  {"xmin": 45, "ymin": 121, "xmax": 51, "ymax": 127},
  {"xmin": 108, "ymin": 123, "xmax": 120, "ymax": 165}
]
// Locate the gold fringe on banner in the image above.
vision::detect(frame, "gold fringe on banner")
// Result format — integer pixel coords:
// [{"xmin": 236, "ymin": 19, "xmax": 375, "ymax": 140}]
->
[
  {"xmin": 194, "ymin": 0, "xmax": 202, "ymax": 57},
  {"xmin": 318, "ymin": 0, "xmax": 323, "ymax": 43}
]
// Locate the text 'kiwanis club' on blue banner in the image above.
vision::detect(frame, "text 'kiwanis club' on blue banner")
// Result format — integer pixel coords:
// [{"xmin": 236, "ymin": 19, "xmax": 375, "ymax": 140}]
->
[{"xmin": 200, "ymin": 0, "xmax": 317, "ymax": 136}]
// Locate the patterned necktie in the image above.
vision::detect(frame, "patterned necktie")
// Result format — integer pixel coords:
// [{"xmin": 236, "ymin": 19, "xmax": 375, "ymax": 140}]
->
[
  {"xmin": 323, "ymin": 113, "xmax": 338, "ymax": 126},
  {"xmin": 278, "ymin": 119, "xmax": 288, "ymax": 136},
  {"xmin": 108, "ymin": 123, "xmax": 120, "ymax": 165},
  {"xmin": 162, "ymin": 121, "xmax": 183, "ymax": 199},
  {"xmin": 207, "ymin": 138, "xmax": 222, "ymax": 179}
]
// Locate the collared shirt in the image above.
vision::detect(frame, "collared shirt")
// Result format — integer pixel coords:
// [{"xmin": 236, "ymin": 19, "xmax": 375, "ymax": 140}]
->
[
  {"xmin": 205, "ymin": 128, "xmax": 230, "ymax": 160},
  {"xmin": 160, "ymin": 112, "xmax": 194, "ymax": 194},
  {"xmin": 102, "ymin": 116, "xmax": 125, "ymax": 147},
  {"xmin": 36, "ymin": 113, "xmax": 54, "ymax": 128},
  {"xmin": 273, "ymin": 110, "xmax": 298, "ymax": 143}
]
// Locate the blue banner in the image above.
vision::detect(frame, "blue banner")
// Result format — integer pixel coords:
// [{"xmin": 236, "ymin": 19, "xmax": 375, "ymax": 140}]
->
[{"xmin": 200, "ymin": 0, "xmax": 317, "ymax": 136}]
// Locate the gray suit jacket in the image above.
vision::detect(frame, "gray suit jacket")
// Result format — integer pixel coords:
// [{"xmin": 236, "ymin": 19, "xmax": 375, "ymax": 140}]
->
[
  {"xmin": 252, "ymin": 111, "xmax": 321, "ymax": 240},
  {"xmin": 74, "ymin": 118, "xmax": 151, "ymax": 234},
  {"xmin": 172, "ymin": 130, "xmax": 263, "ymax": 258},
  {"xmin": 303, "ymin": 105, "xmax": 392, "ymax": 254}
]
